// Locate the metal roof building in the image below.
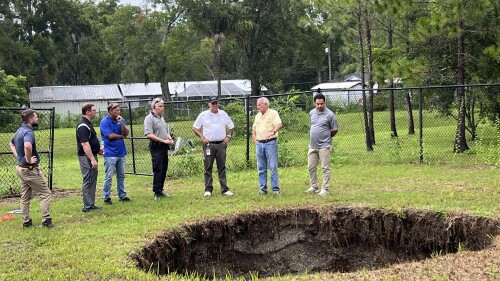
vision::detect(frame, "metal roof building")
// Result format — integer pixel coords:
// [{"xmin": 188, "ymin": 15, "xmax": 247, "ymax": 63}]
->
[
  {"xmin": 120, "ymin": 79, "xmax": 262, "ymax": 101},
  {"xmin": 29, "ymin": 79, "xmax": 266, "ymax": 115},
  {"xmin": 29, "ymin": 84, "xmax": 123, "ymax": 114}
]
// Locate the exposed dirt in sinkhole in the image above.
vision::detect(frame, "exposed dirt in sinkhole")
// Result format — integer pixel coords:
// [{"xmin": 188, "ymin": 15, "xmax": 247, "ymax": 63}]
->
[{"xmin": 131, "ymin": 206, "xmax": 499, "ymax": 279}]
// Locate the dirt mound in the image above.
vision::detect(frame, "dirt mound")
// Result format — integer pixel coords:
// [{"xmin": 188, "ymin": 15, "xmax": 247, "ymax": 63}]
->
[{"xmin": 131, "ymin": 206, "xmax": 499, "ymax": 279}]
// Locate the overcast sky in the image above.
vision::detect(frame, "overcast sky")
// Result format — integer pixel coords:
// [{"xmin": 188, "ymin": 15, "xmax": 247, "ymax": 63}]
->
[{"xmin": 119, "ymin": 0, "xmax": 145, "ymax": 6}]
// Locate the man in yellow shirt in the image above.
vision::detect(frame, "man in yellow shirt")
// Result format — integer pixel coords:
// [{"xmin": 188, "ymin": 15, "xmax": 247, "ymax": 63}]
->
[{"xmin": 252, "ymin": 97, "xmax": 283, "ymax": 195}]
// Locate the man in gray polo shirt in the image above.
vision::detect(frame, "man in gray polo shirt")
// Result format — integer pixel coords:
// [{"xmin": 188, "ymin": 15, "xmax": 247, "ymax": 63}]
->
[
  {"xmin": 306, "ymin": 93, "xmax": 338, "ymax": 196},
  {"xmin": 144, "ymin": 98, "xmax": 175, "ymax": 200}
]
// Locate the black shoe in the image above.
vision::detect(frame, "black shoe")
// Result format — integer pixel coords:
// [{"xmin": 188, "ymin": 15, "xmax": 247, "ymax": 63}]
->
[
  {"xmin": 82, "ymin": 205, "xmax": 102, "ymax": 212},
  {"xmin": 23, "ymin": 219, "xmax": 33, "ymax": 228},
  {"xmin": 118, "ymin": 197, "xmax": 131, "ymax": 202},
  {"xmin": 42, "ymin": 219, "xmax": 55, "ymax": 228},
  {"xmin": 154, "ymin": 192, "xmax": 171, "ymax": 200},
  {"xmin": 104, "ymin": 198, "xmax": 112, "ymax": 205}
]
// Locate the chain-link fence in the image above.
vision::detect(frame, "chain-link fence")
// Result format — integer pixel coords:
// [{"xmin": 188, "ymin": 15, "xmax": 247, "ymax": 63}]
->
[
  {"xmin": 118, "ymin": 83, "xmax": 499, "ymax": 178},
  {"xmin": 0, "ymin": 107, "xmax": 55, "ymax": 197}
]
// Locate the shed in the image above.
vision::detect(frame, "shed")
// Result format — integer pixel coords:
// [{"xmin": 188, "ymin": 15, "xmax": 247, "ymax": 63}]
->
[
  {"xmin": 311, "ymin": 81, "xmax": 365, "ymax": 106},
  {"xmin": 120, "ymin": 79, "xmax": 264, "ymax": 101},
  {"xmin": 29, "ymin": 85, "xmax": 123, "ymax": 114}
]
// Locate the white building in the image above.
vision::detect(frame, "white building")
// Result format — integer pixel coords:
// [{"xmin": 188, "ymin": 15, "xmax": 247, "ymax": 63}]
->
[{"xmin": 311, "ymin": 73, "xmax": 378, "ymax": 107}]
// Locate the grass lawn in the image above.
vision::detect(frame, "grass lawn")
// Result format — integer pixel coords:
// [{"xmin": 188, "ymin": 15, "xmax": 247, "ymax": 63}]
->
[
  {"xmin": 0, "ymin": 162, "xmax": 498, "ymax": 280},
  {"xmin": 0, "ymin": 109, "xmax": 499, "ymax": 280}
]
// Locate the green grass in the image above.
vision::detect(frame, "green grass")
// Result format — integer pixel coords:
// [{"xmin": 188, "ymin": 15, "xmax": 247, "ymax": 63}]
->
[
  {"xmin": 0, "ymin": 161, "xmax": 499, "ymax": 280},
  {"xmin": 0, "ymin": 110, "xmax": 499, "ymax": 280}
]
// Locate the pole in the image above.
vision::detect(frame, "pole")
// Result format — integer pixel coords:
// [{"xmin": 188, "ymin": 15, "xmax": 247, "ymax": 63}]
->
[{"xmin": 327, "ymin": 44, "xmax": 332, "ymax": 81}]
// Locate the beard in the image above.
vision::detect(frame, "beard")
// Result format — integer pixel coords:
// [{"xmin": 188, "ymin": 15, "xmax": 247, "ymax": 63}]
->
[{"xmin": 32, "ymin": 123, "xmax": 39, "ymax": 128}]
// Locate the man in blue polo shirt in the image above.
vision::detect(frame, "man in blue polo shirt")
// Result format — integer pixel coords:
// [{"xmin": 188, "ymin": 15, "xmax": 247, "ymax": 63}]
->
[
  {"xmin": 305, "ymin": 93, "xmax": 338, "ymax": 196},
  {"xmin": 100, "ymin": 102, "xmax": 130, "ymax": 204}
]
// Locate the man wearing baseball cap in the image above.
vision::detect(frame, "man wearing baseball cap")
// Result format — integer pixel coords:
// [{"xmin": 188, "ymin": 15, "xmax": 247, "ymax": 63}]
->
[
  {"xmin": 100, "ymin": 102, "xmax": 130, "ymax": 204},
  {"xmin": 193, "ymin": 96, "xmax": 235, "ymax": 197}
]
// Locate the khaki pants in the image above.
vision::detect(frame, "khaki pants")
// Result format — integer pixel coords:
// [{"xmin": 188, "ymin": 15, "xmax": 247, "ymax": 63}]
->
[
  {"xmin": 16, "ymin": 166, "xmax": 52, "ymax": 224},
  {"xmin": 308, "ymin": 147, "xmax": 331, "ymax": 190}
]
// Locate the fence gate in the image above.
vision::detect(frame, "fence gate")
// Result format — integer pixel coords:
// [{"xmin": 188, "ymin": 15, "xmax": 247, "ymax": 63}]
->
[{"xmin": 0, "ymin": 107, "xmax": 55, "ymax": 197}]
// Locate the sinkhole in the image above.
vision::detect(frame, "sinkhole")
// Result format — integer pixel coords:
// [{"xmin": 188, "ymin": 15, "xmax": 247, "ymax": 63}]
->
[{"xmin": 131, "ymin": 206, "xmax": 499, "ymax": 279}]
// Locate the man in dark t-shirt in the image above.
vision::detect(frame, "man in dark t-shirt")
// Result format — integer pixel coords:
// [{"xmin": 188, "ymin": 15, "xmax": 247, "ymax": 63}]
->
[{"xmin": 76, "ymin": 103, "xmax": 102, "ymax": 212}]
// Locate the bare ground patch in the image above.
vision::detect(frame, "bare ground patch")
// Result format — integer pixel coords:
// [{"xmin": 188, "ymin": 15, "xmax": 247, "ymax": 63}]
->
[{"xmin": 131, "ymin": 206, "xmax": 499, "ymax": 279}]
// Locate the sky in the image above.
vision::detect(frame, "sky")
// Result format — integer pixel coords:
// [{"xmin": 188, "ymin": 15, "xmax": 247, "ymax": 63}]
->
[{"xmin": 118, "ymin": 0, "xmax": 145, "ymax": 6}]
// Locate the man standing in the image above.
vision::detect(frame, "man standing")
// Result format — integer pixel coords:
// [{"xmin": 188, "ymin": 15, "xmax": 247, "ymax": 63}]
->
[
  {"xmin": 305, "ymin": 93, "xmax": 338, "ymax": 196},
  {"xmin": 9, "ymin": 109, "xmax": 54, "ymax": 228},
  {"xmin": 100, "ymin": 102, "xmax": 130, "ymax": 204},
  {"xmin": 193, "ymin": 96, "xmax": 235, "ymax": 197},
  {"xmin": 252, "ymin": 97, "xmax": 283, "ymax": 195},
  {"xmin": 144, "ymin": 98, "xmax": 175, "ymax": 200},
  {"xmin": 77, "ymin": 103, "xmax": 103, "ymax": 212}
]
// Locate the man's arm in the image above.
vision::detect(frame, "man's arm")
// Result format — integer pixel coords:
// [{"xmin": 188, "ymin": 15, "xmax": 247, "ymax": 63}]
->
[
  {"xmin": 119, "ymin": 117, "xmax": 129, "ymax": 138},
  {"xmin": 9, "ymin": 141, "xmax": 17, "ymax": 157},
  {"xmin": 81, "ymin": 141, "xmax": 98, "ymax": 169},
  {"xmin": 193, "ymin": 127, "xmax": 209, "ymax": 144},
  {"xmin": 23, "ymin": 141, "xmax": 36, "ymax": 163},
  {"xmin": 146, "ymin": 133, "xmax": 174, "ymax": 145}
]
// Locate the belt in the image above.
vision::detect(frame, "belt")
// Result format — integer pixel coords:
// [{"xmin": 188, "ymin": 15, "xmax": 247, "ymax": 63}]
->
[
  {"xmin": 18, "ymin": 164, "xmax": 38, "ymax": 170},
  {"xmin": 258, "ymin": 138, "xmax": 277, "ymax": 143},
  {"xmin": 209, "ymin": 141, "xmax": 224, "ymax": 144}
]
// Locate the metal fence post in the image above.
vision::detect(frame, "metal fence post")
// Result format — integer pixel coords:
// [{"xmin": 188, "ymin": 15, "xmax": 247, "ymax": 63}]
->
[
  {"xmin": 419, "ymin": 87, "xmax": 424, "ymax": 163},
  {"xmin": 49, "ymin": 107, "xmax": 55, "ymax": 190},
  {"xmin": 245, "ymin": 95, "xmax": 250, "ymax": 166},
  {"xmin": 127, "ymin": 101, "xmax": 137, "ymax": 173}
]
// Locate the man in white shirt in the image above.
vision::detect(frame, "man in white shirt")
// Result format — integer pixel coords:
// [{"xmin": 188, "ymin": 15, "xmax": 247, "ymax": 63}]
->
[{"xmin": 193, "ymin": 96, "xmax": 235, "ymax": 197}]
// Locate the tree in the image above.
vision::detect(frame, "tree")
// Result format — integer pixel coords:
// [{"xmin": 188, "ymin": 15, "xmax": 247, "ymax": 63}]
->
[{"xmin": 0, "ymin": 70, "xmax": 28, "ymax": 107}]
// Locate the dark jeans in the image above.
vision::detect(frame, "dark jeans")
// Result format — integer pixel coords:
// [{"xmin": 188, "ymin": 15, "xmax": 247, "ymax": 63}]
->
[
  {"xmin": 150, "ymin": 142, "xmax": 169, "ymax": 194},
  {"xmin": 202, "ymin": 142, "xmax": 229, "ymax": 193}
]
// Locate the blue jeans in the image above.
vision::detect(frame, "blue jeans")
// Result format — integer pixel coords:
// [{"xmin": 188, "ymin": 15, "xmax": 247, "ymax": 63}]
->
[
  {"xmin": 256, "ymin": 140, "xmax": 279, "ymax": 193},
  {"xmin": 103, "ymin": 157, "xmax": 127, "ymax": 200}
]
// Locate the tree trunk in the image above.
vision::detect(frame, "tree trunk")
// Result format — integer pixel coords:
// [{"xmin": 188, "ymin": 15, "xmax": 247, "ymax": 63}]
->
[
  {"xmin": 357, "ymin": 0, "xmax": 373, "ymax": 151},
  {"xmin": 406, "ymin": 91, "xmax": 415, "ymax": 135},
  {"xmin": 465, "ymin": 92, "xmax": 477, "ymax": 140},
  {"xmin": 316, "ymin": 65, "xmax": 322, "ymax": 84},
  {"xmin": 364, "ymin": 10, "xmax": 375, "ymax": 145},
  {"xmin": 453, "ymin": 20, "xmax": 469, "ymax": 153},
  {"xmin": 388, "ymin": 20, "xmax": 398, "ymax": 137},
  {"xmin": 160, "ymin": 66, "xmax": 171, "ymax": 102},
  {"xmin": 214, "ymin": 33, "xmax": 224, "ymax": 98},
  {"xmin": 250, "ymin": 78, "xmax": 261, "ymax": 96}
]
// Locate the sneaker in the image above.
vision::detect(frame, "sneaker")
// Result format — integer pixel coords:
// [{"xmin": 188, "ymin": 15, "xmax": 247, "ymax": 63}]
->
[
  {"xmin": 258, "ymin": 190, "xmax": 267, "ymax": 195},
  {"xmin": 42, "ymin": 219, "xmax": 55, "ymax": 228},
  {"xmin": 305, "ymin": 186, "xmax": 318, "ymax": 193},
  {"xmin": 204, "ymin": 191, "xmax": 212, "ymax": 197},
  {"xmin": 104, "ymin": 198, "xmax": 112, "ymax": 205},
  {"xmin": 119, "ymin": 197, "xmax": 131, "ymax": 202},
  {"xmin": 318, "ymin": 189, "xmax": 329, "ymax": 196},
  {"xmin": 23, "ymin": 219, "xmax": 33, "ymax": 228},
  {"xmin": 91, "ymin": 205, "xmax": 102, "ymax": 210},
  {"xmin": 222, "ymin": 190, "xmax": 234, "ymax": 196},
  {"xmin": 273, "ymin": 191, "xmax": 281, "ymax": 195}
]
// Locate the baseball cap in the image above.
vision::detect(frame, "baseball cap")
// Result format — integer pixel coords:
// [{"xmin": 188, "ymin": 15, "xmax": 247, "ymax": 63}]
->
[{"xmin": 208, "ymin": 96, "xmax": 219, "ymax": 104}]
